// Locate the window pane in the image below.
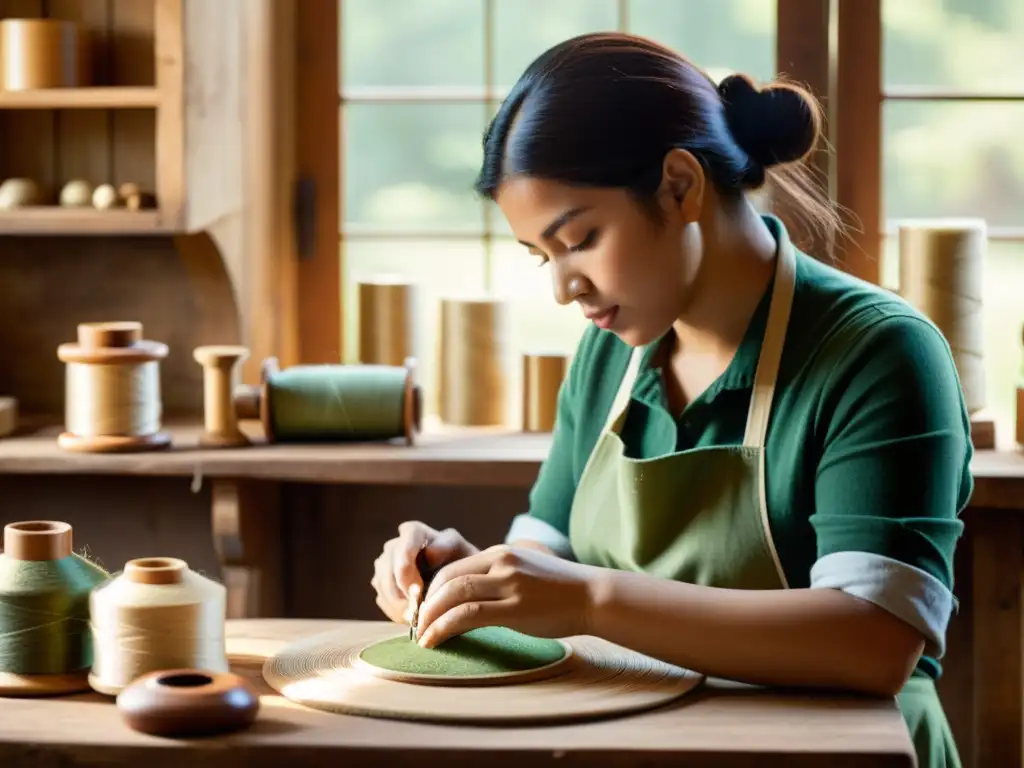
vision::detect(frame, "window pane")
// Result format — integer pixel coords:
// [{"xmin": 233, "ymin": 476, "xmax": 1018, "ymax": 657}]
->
[
  {"xmin": 341, "ymin": 0, "xmax": 485, "ymax": 88},
  {"xmin": 342, "ymin": 239, "xmax": 488, "ymax": 416},
  {"xmin": 629, "ymin": 0, "xmax": 776, "ymax": 84},
  {"xmin": 493, "ymin": 0, "xmax": 619, "ymax": 90},
  {"xmin": 883, "ymin": 0, "xmax": 1024, "ymax": 92},
  {"xmin": 883, "ymin": 101, "xmax": 1024, "ymax": 227},
  {"xmin": 882, "ymin": 236, "xmax": 1024, "ymax": 440},
  {"xmin": 490, "ymin": 237, "xmax": 590, "ymax": 356},
  {"xmin": 343, "ymin": 104, "xmax": 487, "ymax": 234}
]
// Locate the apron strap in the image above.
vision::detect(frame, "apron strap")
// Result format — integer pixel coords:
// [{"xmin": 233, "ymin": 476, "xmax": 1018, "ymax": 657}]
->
[
  {"xmin": 742, "ymin": 237, "xmax": 798, "ymax": 449},
  {"xmin": 603, "ymin": 345, "xmax": 645, "ymax": 433}
]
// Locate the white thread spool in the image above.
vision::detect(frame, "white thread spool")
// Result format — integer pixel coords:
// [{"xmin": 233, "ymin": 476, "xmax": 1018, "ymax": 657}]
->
[
  {"xmin": 88, "ymin": 557, "xmax": 229, "ymax": 697},
  {"xmin": 56, "ymin": 321, "xmax": 171, "ymax": 453}
]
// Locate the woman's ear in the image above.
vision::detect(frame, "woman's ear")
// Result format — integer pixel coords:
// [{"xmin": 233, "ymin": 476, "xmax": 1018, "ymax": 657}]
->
[{"xmin": 657, "ymin": 148, "xmax": 705, "ymax": 224}]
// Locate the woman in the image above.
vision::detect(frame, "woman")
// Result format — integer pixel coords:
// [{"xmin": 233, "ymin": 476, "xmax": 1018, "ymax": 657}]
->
[{"xmin": 370, "ymin": 33, "xmax": 971, "ymax": 768}]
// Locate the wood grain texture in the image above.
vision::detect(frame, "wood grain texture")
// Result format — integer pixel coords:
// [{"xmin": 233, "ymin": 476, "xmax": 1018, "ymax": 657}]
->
[
  {"xmin": 0, "ymin": 421, "xmax": 1020, "ymax": 503},
  {"xmin": 0, "ymin": 619, "xmax": 916, "ymax": 767}
]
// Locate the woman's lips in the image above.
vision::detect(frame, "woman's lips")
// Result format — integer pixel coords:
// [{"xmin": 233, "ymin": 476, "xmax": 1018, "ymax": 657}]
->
[{"xmin": 586, "ymin": 306, "xmax": 619, "ymax": 330}]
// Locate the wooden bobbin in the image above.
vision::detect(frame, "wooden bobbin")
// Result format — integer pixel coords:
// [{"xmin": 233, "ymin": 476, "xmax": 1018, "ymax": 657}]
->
[
  {"xmin": 56, "ymin": 322, "xmax": 171, "ymax": 453},
  {"xmin": 233, "ymin": 356, "xmax": 423, "ymax": 446},
  {"xmin": 193, "ymin": 345, "xmax": 251, "ymax": 448}
]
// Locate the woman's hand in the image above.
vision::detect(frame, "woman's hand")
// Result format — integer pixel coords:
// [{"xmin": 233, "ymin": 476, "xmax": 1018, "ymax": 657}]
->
[
  {"xmin": 371, "ymin": 522, "xmax": 479, "ymax": 625},
  {"xmin": 414, "ymin": 544, "xmax": 598, "ymax": 648}
]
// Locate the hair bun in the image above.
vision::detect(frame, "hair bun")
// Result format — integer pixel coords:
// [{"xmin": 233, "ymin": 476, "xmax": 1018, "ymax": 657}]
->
[{"xmin": 717, "ymin": 73, "xmax": 819, "ymax": 171}]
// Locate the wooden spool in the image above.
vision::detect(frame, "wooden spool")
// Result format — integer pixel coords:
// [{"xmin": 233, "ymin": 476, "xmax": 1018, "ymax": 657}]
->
[
  {"xmin": 233, "ymin": 357, "xmax": 423, "ymax": 446},
  {"xmin": 56, "ymin": 321, "xmax": 171, "ymax": 453},
  {"xmin": 0, "ymin": 19, "xmax": 88, "ymax": 91},
  {"xmin": 522, "ymin": 352, "xmax": 568, "ymax": 433},
  {"xmin": 193, "ymin": 345, "xmax": 251, "ymax": 448}
]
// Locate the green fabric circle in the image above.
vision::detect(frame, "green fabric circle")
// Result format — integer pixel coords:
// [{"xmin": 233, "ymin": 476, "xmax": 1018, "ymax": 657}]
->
[{"xmin": 359, "ymin": 626, "xmax": 567, "ymax": 677}]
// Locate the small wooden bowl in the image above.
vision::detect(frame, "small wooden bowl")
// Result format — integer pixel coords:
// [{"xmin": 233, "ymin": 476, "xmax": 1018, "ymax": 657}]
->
[{"xmin": 116, "ymin": 669, "xmax": 259, "ymax": 738}]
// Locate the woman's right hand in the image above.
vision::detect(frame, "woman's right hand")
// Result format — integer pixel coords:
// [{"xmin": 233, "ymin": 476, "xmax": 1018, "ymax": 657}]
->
[{"xmin": 371, "ymin": 521, "xmax": 480, "ymax": 625}]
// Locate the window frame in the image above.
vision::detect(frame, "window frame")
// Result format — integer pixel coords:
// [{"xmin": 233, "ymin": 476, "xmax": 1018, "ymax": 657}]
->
[{"xmin": 299, "ymin": 0, "xmax": 838, "ymax": 362}]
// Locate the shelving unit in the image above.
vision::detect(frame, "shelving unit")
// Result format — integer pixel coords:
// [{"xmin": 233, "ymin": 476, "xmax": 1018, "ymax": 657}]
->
[{"xmin": 0, "ymin": 0, "xmax": 243, "ymax": 236}]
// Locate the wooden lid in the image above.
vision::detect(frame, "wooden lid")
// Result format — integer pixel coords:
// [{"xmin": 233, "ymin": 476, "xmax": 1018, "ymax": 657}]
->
[
  {"xmin": 57, "ymin": 321, "xmax": 168, "ymax": 364},
  {"xmin": 124, "ymin": 557, "xmax": 187, "ymax": 585},
  {"xmin": 3, "ymin": 520, "xmax": 72, "ymax": 561}
]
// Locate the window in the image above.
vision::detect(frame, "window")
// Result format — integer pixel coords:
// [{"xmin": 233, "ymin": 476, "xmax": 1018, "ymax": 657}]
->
[
  {"xmin": 339, "ymin": 0, "xmax": 777, "ymax": 416},
  {"xmin": 879, "ymin": 0, "xmax": 1024, "ymax": 435}
]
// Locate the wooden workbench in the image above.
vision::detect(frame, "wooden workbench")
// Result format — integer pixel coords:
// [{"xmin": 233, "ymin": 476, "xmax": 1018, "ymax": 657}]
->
[
  {"xmin": 0, "ymin": 421, "xmax": 1021, "ymax": 767},
  {"xmin": 0, "ymin": 618, "xmax": 916, "ymax": 767}
]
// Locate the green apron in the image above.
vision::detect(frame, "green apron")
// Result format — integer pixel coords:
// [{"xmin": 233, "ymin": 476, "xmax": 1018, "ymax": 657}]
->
[{"xmin": 566, "ymin": 237, "xmax": 960, "ymax": 768}]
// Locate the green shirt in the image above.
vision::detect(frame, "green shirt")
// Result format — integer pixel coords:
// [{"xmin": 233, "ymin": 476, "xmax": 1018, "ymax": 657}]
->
[{"xmin": 520, "ymin": 216, "xmax": 974, "ymax": 679}]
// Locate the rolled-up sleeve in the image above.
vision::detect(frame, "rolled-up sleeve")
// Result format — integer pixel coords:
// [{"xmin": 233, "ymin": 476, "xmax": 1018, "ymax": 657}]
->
[
  {"xmin": 505, "ymin": 368, "xmax": 580, "ymax": 560},
  {"xmin": 809, "ymin": 313, "xmax": 974, "ymax": 659}
]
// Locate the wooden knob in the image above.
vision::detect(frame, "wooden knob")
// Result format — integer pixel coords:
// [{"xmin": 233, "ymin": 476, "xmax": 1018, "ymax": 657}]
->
[
  {"xmin": 193, "ymin": 345, "xmax": 251, "ymax": 448},
  {"xmin": 78, "ymin": 321, "xmax": 142, "ymax": 349},
  {"xmin": 116, "ymin": 670, "xmax": 260, "ymax": 738}
]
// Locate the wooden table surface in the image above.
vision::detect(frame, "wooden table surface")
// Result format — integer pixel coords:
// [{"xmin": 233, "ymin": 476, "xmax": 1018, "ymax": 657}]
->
[{"xmin": 0, "ymin": 619, "xmax": 915, "ymax": 767}]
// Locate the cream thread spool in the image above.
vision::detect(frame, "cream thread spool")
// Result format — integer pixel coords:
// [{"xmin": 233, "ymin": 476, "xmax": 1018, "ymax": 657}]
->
[
  {"xmin": 439, "ymin": 297, "xmax": 511, "ymax": 427},
  {"xmin": 898, "ymin": 219, "xmax": 988, "ymax": 414},
  {"xmin": 193, "ymin": 345, "xmax": 251, "ymax": 448},
  {"xmin": 56, "ymin": 321, "xmax": 171, "ymax": 453},
  {"xmin": 88, "ymin": 557, "xmax": 229, "ymax": 697}
]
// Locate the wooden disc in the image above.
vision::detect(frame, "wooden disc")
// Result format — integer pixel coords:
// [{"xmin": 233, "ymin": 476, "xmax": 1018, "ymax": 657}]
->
[
  {"xmin": 262, "ymin": 624, "xmax": 704, "ymax": 725},
  {"xmin": 57, "ymin": 432, "xmax": 172, "ymax": 453},
  {"xmin": 0, "ymin": 668, "xmax": 92, "ymax": 697}
]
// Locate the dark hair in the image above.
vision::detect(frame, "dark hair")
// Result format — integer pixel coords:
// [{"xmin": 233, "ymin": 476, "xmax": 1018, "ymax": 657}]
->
[{"xmin": 475, "ymin": 32, "xmax": 839, "ymax": 253}]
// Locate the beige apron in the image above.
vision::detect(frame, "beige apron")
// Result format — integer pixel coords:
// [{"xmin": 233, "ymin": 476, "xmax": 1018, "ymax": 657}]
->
[
  {"xmin": 567, "ymin": 237, "xmax": 796, "ymax": 589},
  {"xmin": 565, "ymin": 238, "xmax": 959, "ymax": 768}
]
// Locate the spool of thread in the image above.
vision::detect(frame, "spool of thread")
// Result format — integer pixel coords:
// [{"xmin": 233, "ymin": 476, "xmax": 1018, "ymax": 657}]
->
[
  {"xmin": 358, "ymin": 277, "xmax": 416, "ymax": 366},
  {"xmin": 194, "ymin": 345, "xmax": 251, "ymax": 448},
  {"xmin": 0, "ymin": 521, "xmax": 109, "ymax": 696},
  {"xmin": 898, "ymin": 219, "xmax": 987, "ymax": 414},
  {"xmin": 56, "ymin": 321, "xmax": 171, "ymax": 453},
  {"xmin": 439, "ymin": 297, "xmax": 511, "ymax": 427},
  {"xmin": 0, "ymin": 19, "xmax": 88, "ymax": 91},
  {"xmin": 233, "ymin": 357, "xmax": 423, "ymax": 446},
  {"xmin": 88, "ymin": 557, "xmax": 229, "ymax": 697},
  {"xmin": 522, "ymin": 353, "xmax": 568, "ymax": 432}
]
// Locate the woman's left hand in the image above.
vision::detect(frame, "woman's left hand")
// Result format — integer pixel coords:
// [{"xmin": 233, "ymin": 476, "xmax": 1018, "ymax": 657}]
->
[{"xmin": 414, "ymin": 544, "xmax": 599, "ymax": 648}]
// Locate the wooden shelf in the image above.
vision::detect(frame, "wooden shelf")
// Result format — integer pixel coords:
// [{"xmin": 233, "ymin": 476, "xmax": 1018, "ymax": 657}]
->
[
  {"xmin": 0, "ymin": 421, "xmax": 552, "ymax": 488},
  {"xmin": 0, "ymin": 208, "xmax": 166, "ymax": 235},
  {"xmin": 0, "ymin": 87, "xmax": 158, "ymax": 110},
  {"xmin": 0, "ymin": 421, "xmax": 1021, "ymax": 504}
]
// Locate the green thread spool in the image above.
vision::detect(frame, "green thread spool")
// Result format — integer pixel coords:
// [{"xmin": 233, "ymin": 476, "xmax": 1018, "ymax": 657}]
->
[
  {"xmin": 233, "ymin": 356, "xmax": 423, "ymax": 446},
  {"xmin": 0, "ymin": 520, "xmax": 110, "ymax": 697}
]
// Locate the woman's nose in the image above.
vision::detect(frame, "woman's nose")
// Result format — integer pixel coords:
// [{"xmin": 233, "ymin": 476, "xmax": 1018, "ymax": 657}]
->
[{"xmin": 552, "ymin": 269, "xmax": 587, "ymax": 306}]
